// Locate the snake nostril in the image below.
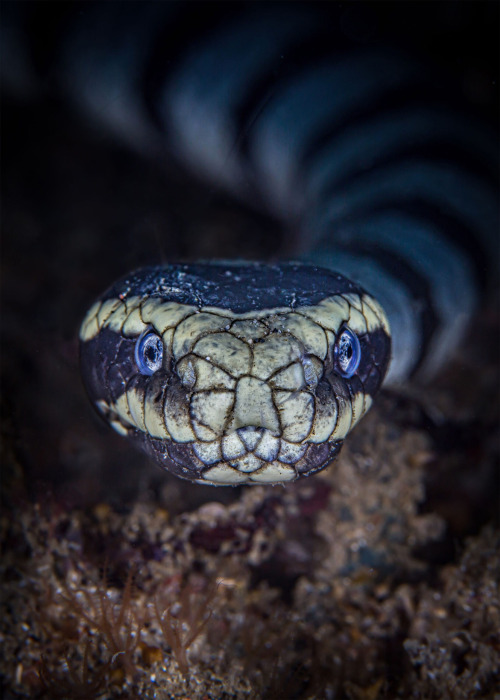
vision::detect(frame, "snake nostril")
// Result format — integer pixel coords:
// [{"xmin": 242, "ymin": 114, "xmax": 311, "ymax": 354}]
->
[{"xmin": 236, "ymin": 426, "xmax": 264, "ymax": 451}]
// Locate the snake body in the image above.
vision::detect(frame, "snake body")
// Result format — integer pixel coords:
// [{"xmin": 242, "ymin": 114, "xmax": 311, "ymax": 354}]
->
[{"xmin": 6, "ymin": 4, "xmax": 497, "ymax": 484}]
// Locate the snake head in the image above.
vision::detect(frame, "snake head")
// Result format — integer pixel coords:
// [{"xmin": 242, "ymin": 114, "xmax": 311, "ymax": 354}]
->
[{"xmin": 79, "ymin": 263, "xmax": 391, "ymax": 485}]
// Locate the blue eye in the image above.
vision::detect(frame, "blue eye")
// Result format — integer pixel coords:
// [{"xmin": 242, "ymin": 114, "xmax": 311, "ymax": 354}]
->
[
  {"xmin": 135, "ymin": 331, "xmax": 163, "ymax": 376},
  {"xmin": 335, "ymin": 327, "xmax": 361, "ymax": 378}
]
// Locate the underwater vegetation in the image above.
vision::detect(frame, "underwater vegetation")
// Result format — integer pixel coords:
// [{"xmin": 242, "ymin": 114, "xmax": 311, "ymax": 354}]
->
[{"xmin": 2, "ymin": 392, "xmax": 499, "ymax": 699}]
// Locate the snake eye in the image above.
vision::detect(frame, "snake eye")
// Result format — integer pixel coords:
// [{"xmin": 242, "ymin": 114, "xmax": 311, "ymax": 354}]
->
[
  {"xmin": 135, "ymin": 331, "xmax": 163, "ymax": 376},
  {"xmin": 335, "ymin": 327, "xmax": 361, "ymax": 378}
]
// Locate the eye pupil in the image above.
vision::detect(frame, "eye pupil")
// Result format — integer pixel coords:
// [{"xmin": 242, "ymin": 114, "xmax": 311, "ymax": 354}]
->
[
  {"xmin": 335, "ymin": 328, "xmax": 361, "ymax": 378},
  {"xmin": 146, "ymin": 343, "xmax": 159, "ymax": 361},
  {"xmin": 135, "ymin": 331, "xmax": 163, "ymax": 376}
]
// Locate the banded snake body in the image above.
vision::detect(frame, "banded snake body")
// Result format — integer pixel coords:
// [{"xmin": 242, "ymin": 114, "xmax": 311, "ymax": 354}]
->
[{"xmin": 7, "ymin": 3, "xmax": 498, "ymax": 485}]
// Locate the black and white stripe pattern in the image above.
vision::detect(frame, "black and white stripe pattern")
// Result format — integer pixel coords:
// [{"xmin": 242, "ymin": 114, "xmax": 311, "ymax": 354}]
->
[{"xmin": 4, "ymin": 2, "xmax": 498, "ymax": 385}]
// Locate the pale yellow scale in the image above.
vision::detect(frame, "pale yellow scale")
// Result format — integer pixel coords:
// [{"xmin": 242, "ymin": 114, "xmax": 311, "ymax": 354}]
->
[
  {"xmin": 193, "ymin": 333, "xmax": 251, "ymax": 376},
  {"xmin": 275, "ymin": 390, "xmax": 315, "ymax": 442},
  {"xmin": 270, "ymin": 313, "xmax": 328, "ymax": 358},
  {"xmin": 228, "ymin": 377, "xmax": 279, "ymax": 434},
  {"xmin": 308, "ymin": 393, "xmax": 338, "ymax": 443},
  {"xmin": 251, "ymin": 334, "xmax": 303, "ymax": 380}
]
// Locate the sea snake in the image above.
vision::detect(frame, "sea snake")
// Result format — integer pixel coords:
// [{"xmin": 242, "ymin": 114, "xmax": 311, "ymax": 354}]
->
[{"xmin": 6, "ymin": 3, "xmax": 498, "ymax": 485}]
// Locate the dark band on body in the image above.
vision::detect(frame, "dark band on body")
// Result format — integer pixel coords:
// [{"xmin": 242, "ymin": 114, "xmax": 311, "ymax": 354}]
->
[
  {"xmin": 325, "ymin": 199, "xmax": 491, "ymax": 293},
  {"xmin": 233, "ymin": 27, "xmax": 351, "ymax": 158},
  {"xmin": 297, "ymin": 84, "xmax": 455, "ymax": 175},
  {"xmin": 318, "ymin": 141, "xmax": 498, "ymax": 196},
  {"xmin": 335, "ymin": 241, "xmax": 439, "ymax": 376},
  {"xmin": 141, "ymin": 3, "xmax": 244, "ymax": 132}
]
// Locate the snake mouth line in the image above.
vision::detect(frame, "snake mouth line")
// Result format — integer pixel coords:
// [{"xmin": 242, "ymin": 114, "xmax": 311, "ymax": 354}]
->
[
  {"xmin": 95, "ymin": 401, "xmax": 343, "ymax": 484},
  {"xmin": 138, "ymin": 428, "xmax": 343, "ymax": 485}
]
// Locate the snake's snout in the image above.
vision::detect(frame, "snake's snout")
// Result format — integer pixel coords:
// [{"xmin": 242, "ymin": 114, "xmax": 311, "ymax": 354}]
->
[{"xmin": 227, "ymin": 377, "xmax": 281, "ymax": 435}]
